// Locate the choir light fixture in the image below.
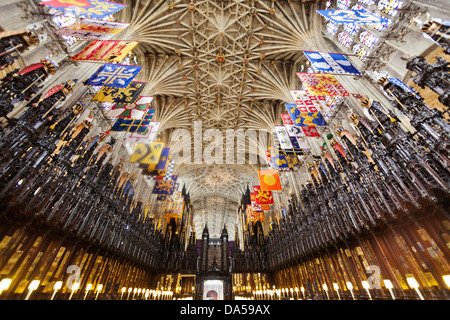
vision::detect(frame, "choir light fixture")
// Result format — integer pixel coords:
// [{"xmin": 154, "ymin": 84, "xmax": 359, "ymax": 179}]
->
[
  {"xmin": 25, "ymin": 280, "xmax": 40, "ymax": 300},
  {"xmin": 407, "ymin": 277, "xmax": 424, "ymax": 300},
  {"xmin": 51, "ymin": 281, "xmax": 63, "ymax": 300},
  {"xmin": 362, "ymin": 281, "xmax": 372, "ymax": 300},
  {"xmin": 346, "ymin": 282, "xmax": 355, "ymax": 300},
  {"xmin": 84, "ymin": 283, "xmax": 92, "ymax": 300},
  {"xmin": 0, "ymin": 278, "xmax": 12, "ymax": 296},
  {"xmin": 68, "ymin": 282, "xmax": 79, "ymax": 300},
  {"xmin": 95, "ymin": 284, "xmax": 103, "ymax": 300},
  {"xmin": 323, "ymin": 284, "xmax": 329, "ymax": 299},
  {"xmin": 383, "ymin": 279, "xmax": 395, "ymax": 300},
  {"xmin": 333, "ymin": 283, "xmax": 341, "ymax": 300},
  {"xmin": 443, "ymin": 275, "xmax": 450, "ymax": 288}
]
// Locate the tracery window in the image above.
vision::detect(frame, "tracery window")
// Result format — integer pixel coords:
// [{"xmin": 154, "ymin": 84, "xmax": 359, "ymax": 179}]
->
[
  {"xmin": 50, "ymin": 10, "xmax": 76, "ymax": 27},
  {"xmin": 352, "ymin": 43, "xmax": 370, "ymax": 59},
  {"xmin": 337, "ymin": 0, "xmax": 351, "ymax": 10},
  {"xmin": 358, "ymin": 0, "xmax": 375, "ymax": 5},
  {"xmin": 338, "ymin": 32, "xmax": 353, "ymax": 48},
  {"xmin": 50, "ymin": 11, "xmax": 77, "ymax": 44},
  {"xmin": 378, "ymin": 0, "xmax": 404, "ymax": 16},
  {"xmin": 351, "ymin": 4, "xmax": 364, "ymax": 10},
  {"xmin": 360, "ymin": 30, "xmax": 379, "ymax": 48},
  {"xmin": 326, "ymin": 21, "xmax": 339, "ymax": 36},
  {"xmin": 344, "ymin": 23, "xmax": 361, "ymax": 36}
]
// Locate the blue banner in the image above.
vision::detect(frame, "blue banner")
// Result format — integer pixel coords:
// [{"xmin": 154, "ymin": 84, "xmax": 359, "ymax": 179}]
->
[
  {"xmin": 152, "ymin": 179, "xmax": 176, "ymax": 195},
  {"xmin": 303, "ymin": 51, "xmax": 361, "ymax": 75},
  {"xmin": 110, "ymin": 109, "xmax": 155, "ymax": 133},
  {"xmin": 285, "ymin": 103, "xmax": 304, "ymax": 126},
  {"xmin": 317, "ymin": 9, "xmax": 389, "ymax": 25},
  {"xmin": 85, "ymin": 63, "xmax": 142, "ymax": 88},
  {"xmin": 285, "ymin": 104, "xmax": 327, "ymax": 127},
  {"xmin": 152, "ymin": 176, "xmax": 178, "ymax": 195},
  {"xmin": 387, "ymin": 77, "xmax": 414, "ymax": 93}
]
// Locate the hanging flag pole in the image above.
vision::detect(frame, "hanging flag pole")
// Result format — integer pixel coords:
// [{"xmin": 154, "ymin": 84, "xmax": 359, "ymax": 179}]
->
[
  {"xmin": 19, "ymin": 74, "xmax": 45, "ymax": 95},
  {"xmin": 369, "ymin": 109, "xmax": 385, "ymax": 131},
  {"xmin": 385, "ymin": 89, "xmax": 408, "ymax": 111},
  {"xmin": 57, "ymin": 114, "xmax": 79, "ymax": 139},
  {"xmin": 340, "ymin": 53, "xmax": 379, "ymax": 59},
  {"xmin": 41, "ymin": 96, "xmax": 65, "ymax": 119},
  {"xmin": 3, "ymin": 42, "xmax": 23, "ymax": 57}
]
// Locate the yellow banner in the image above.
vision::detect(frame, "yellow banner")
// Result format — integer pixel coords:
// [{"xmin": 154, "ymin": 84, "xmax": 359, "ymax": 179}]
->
[
  {"xmin": 71, "ymin": 40, "xmax": 138, "ymax": 62},
  {"xmin": 129, "ymin": 142, "xmax": 165, "ymax": 166},
  {"xmin": 91, "ymin": 81, "xmax": 144, "ymax": 103},
  {"xmin": 297, "ymin": 73, "xmax": 349, "ymax": 96},
  {"xmin": 164, "ymin": 201, "xmax": 185, "ymax": 219}
]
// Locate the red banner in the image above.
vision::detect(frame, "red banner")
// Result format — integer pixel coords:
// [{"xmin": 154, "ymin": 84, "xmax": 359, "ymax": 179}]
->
[
  {"xmin": 41, "ymin": 84, "xmax": 64, "ymax": 100},
  {"xmin": 19, "ymin": 63, "xmax": 44, "ymax": 75}
]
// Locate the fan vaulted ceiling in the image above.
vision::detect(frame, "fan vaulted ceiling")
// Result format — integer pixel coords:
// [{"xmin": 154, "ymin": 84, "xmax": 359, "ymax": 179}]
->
[{"xmin": 115, "ymin": 0, "xmax": 328, "ymax": 239}]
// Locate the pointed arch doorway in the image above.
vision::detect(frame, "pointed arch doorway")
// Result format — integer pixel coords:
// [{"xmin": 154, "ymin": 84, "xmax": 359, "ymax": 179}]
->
[{"xmin": 203, "ymin": 280, "xmax": 224, "ymax": 300}]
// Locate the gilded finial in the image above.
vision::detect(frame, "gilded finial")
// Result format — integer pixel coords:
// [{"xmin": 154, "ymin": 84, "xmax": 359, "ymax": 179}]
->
[
  {"xmin": 73, "ymin": 104, "xmax": 83, "ymax": 114},
  {"xmin": 377, "ymin": 76, "xmax": 389, "ymax": 86},
  {"xmin": 361, "ymin": 97, "xmax": 371, "ymax": 108},
  {"xmin": 83, "ymin": 120, "xmax": 93, "ymax": 129},
  {"xmin": 350, "ymin": 114, "xmax": 359, "ymax": 124}
]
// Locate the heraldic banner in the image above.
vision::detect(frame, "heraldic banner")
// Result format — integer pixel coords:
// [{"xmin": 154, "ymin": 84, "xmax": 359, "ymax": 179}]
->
[
  {"xmin": 40, "ymin": 0, "xmax": 127, "ymax": 19},
  {"xmin": 71, "ymin": 40, "xmax": 139, "ymax": 62},
  {"xmin": 55, "ymin": 18, "xmax": 129, "ymax": 40},
  {"xmin": 85, "ymin": 64, "xmax": 142, "ymax": 88},
  {"xmin": 91, "ymin": 81, "xmax": 146, "ymax": 103}
]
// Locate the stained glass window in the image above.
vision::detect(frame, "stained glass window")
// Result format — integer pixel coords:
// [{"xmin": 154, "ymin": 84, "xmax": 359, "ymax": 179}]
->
[
  {"xmin": 360, "ymin": 30, "xmax": 378, "ymax": 48},
  {"xmin": 49, "ymin": 10, "xmax": 77, "ymax": 27},
  {"xmin": 325, "ymin": 0, "xmax": 393, "ymax": 61},
  {"xmin": 352, "ymin": 43, "xmax": 362, "ymax": 55},
  {"xmin": 378, "ymin": 0, "xmax": 404, "ymax": 16},
  {"xmin": 326, "ymin": 21, "xmax": 339, "ymax": 36},
  {"xmin": 337, "ymin": 0, "xmax": 351, "ymax": 10},
  {"xmin": 352, "ymin": 43, "xmax": 369, "ymax": 59},
  {"xmin": 351, "ymin": 4, "xmax": 364, "ymax": 10},
  {"xmin": 338, "ymin": 32, "xmax": 353, "ymax": 48},
  {"xmin": 358, "ymin": 0, "xmax": 375, "ymax": 5},
  {"xmin": 50, "ymin": 10, "xmax": 78, "ymax": 44},
  {"xmin": 344, "ymin": 23, "xmax": 360, "ymax": 36}
]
